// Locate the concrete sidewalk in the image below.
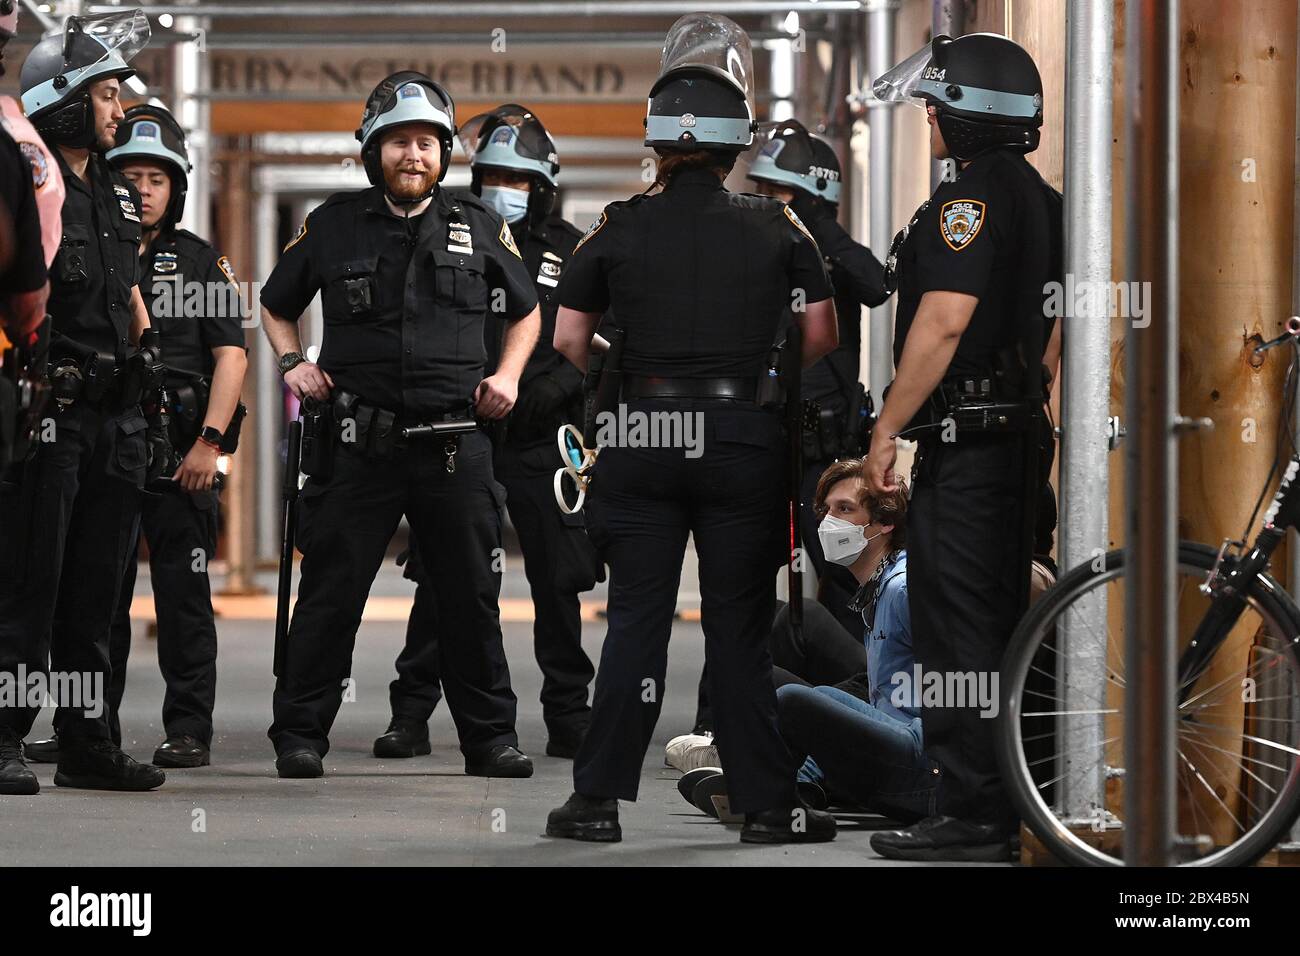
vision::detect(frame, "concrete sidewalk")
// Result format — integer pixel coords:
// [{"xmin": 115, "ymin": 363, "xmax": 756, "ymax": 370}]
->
[{"xmin": 1, "ymin": 565, "xmax": 999, "ymax": 867}]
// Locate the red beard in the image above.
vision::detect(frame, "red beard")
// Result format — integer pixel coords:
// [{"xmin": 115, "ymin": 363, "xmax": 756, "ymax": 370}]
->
[{"xmin": 384, "ymin": 165, "xmax": 437, "ymax": 200}]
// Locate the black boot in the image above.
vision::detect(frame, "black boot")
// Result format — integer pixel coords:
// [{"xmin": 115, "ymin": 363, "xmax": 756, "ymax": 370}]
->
[
  {"xmin": 464, "ymin": 744, "xmax": 533, "ymax": 778},
  {"xmin": 0, "ymin": 731, "xmax": 39, "ymax": 796},
  {"xmin": 869, "ymin": 815, "xmax": 1014, "ymax": 862},
  {"xmin": 545, "ymin": 792, "xmax": 621, "ymax": 842},
  {"xmin": 153, "ymin": 735, "xmax": 211, "ymax": 768},
  {"xmin": 276, "ymin": 747, "xmax": 324, "ymax": 779},
  {"xmin": 24, "ymin": 736, "xmax": 59, "ymax": 763},
  {"xmin": 741, "ymin": 805, "xmax": 838, "ymax": 844},
  {"xmin": 54, "ymin": 738, "xmax": 165, "ymax": 792},
  {"xmin": 373, "ymin": 718, "xmax": 432, "ymax": 759}
]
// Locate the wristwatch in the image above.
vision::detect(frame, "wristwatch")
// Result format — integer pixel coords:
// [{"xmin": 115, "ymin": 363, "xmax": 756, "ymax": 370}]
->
[
  {"xmin": 278, "ymin": 351, "xmax": 306, "ymax": 377},
  {"xmin": 198, "ymin": 426, "xmax": 224, "ymax": 449}
]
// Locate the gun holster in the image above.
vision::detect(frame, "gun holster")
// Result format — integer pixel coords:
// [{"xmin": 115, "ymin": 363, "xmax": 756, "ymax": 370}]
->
[{"xmin": 299, "ymin": 396, "xmax": 335, "ymax": 480}]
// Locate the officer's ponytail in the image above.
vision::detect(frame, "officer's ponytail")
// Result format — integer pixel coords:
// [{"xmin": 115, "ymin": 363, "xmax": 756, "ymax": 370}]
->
[{"xmin": 653, "ymin": 148, "xmax": 736, "ymax": 187}]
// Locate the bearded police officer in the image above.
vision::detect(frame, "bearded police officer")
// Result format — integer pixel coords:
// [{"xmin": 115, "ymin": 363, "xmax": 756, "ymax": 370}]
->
[
  {"xmin": 746, "ymin": 120, "xmax": 890, "ymax": 633},
  {"xmin": 545, "ymin": 14, "xmax": 840, "ymax": 844},
  {"xmin": 260, "ymin": 72, "xmax": 542, "ymax": 779},
  {"xmin": 375, "ymin": 104, "xmax": 599, "ymax": 762},
  {"xmin": 864, "ymin": 33, "xmax": 1060, "ymax": 860},
  {"xmin": 1, "ymin": 11, "xmax": 167, "ymax": 796}
]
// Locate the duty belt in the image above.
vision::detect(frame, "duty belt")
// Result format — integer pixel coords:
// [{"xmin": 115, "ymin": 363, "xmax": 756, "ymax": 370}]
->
[
  {"xmin": 333, "ymin": 391, "xmax": 479, "ymax": 470},
  {"xmin": 621, "ymin": 375, "xmax": 759, "ymax": 403}
]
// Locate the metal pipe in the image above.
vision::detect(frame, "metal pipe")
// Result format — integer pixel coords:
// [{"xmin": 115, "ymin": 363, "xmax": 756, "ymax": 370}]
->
[
  {"xmin": 1123, "ymin": 0, "xmax": 1179, "ymax": 867},
  {"xmin": 1057, "ymin": 0, "xmax": 1115, "ymax": 825},
  {"xmin": 91, "ymin": 1, "xmax": 865, "ymax": 16},
  {"xmin": 193, "ymin": 30, "xmax": 821, "ymax": 49},
  {"xmin": 1289, "ymin": 0, "xmax": 1300, "ymax": 852},
  {"xmin": 930, "ymin": 0, "xmax": 962, "ymax": 190},
  {"xmin": 253, "ymin": 182, "xmax": 279, "ymax": 566},
  {"xmin": 865, "ymin": 0, "xmax": 898, "ymax": 407}
]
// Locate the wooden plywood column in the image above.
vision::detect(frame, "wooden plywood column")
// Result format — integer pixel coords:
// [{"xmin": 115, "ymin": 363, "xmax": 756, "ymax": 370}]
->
[{"xmin": 1174, "ymin": 0, "xmax": 1297, "ymax": 841}]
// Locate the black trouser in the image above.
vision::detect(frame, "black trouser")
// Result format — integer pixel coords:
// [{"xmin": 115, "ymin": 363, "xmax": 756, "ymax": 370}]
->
[
  {"xmin": 390, "ymin": 442, "xmax": 596, "ymax": 738},
  {"xmin": 269, "ymin": 430, "xmax": 518, "ymax": 759},
  {"xmin": 695, "ymin": 598, "xmax": 867, "ymax": 731},
  {"xmin": 908, "ymin": 430, "xmax": 1029, "ymax": 828},
  {"xmin": 0, "ymin": 400, "xmax": 146, "ymax": 742},
  {"xmin": 573, "ymin": 400, "xmax": 797, "ymax": 814},
  {"xmin": 798, "ymin": 459, "xmax": 862, "ymax": 634},
  {"xmin": 108, "ymin": 485, "xmax": 220, "ymax": 747}
]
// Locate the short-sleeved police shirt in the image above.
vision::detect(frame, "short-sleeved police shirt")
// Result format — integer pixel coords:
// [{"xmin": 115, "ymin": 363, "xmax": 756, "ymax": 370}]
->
[
  {"xmin": 892, "ymin": 148, "xmax": 1055, "ymax": 377},
  {"xmin": 143, "ymin": 228, "xmax": 246, "ymax": 379},
  {"xmin": 48, "ymin": 150, "xmax": 143, "ymax": 360},
  {"xmin": 559, "ymin": 167, "xmax": 832, "ymax": 379},
  {"xmin": 260, "ymin": 185, "xmax": 538, "ymax": 418},
  {"xmin": 0, "ymin": 126, "xmax": 46, "ymax": 296}
]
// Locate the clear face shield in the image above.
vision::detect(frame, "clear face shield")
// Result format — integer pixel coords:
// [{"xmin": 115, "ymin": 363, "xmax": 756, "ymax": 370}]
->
[
  {"xmin": 66, "ymin": 9, "xmax": 151, "ymax": 74},
  {"xmin": 457, "ymin": 105, "xmax": 556, "ymax": 170},
  {"xmin": 656, "ymin": 12, "xmax": 756, "ymax": 117},
  {"xmin": 870, "ymin": 39, "xmax": 945, "ymax": 109}
]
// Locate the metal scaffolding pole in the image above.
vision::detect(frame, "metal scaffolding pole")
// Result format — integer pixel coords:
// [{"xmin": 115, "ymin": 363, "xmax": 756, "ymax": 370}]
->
[
  {"xmin": 1058, "ymin": 0, "xmax": 1115, "ymax": 826},
  {"xmin": 89, "ymin": 1, "xmax": 865, "ymax": 17},
  {"xmin": 865, "ymin": 0, "xmax": 898, "ymax": 406},
  {"xmin": 1289, "ymin": 0, "xmax": 1300, "ymax": 852},
  {"xmin": 1123, "ymin": 0, "xmax": 1179, "ymax": 867},
  {"xmin": 930, "ymin": 0, "xmax": 962, "ymax": 191}
]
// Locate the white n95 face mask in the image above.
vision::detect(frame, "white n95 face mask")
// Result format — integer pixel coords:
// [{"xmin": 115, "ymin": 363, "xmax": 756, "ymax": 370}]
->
[{"xmin": 817, "ymin": 514, "xmax": 881, "ymax": 566}]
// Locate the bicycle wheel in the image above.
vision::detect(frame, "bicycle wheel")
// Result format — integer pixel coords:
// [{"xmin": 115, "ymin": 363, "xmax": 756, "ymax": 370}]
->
[{"xmin": 997, "ymin": 542, "xmax": 1300, "ymax": 866}]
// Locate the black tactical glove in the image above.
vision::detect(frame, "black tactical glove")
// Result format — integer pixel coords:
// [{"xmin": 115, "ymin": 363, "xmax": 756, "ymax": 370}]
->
[{"xmin": 511, "ymin": 365, "xmax": 581, "ymax": 440}]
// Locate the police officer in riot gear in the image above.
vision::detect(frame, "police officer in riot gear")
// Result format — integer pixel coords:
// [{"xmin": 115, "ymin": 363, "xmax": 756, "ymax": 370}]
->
[
  {"xmin": 747, "ymin": 120, "xmax": 890, "ymax": 633},
  {"xmin": 0, "ymin": 11, "xmax": 167, "ymax": 796},
  {"xmin": 26, "ymin": 105, "xmax": 249, "ymax": 769},
  {"xmin": 375, "ymin": 104, "xmax": 599, "ymax": 762},
  {"xmin": 545, "ymin": 14, "xmax": 840, "ymax": 844},
  {"xmin": 108, "ymin": 106, "xmax": 246, "ymax": 765},
  {"xmin": 864, "ymin": 33, "xmax": 1060, "ymax": 860},
  {"xmin": 260, "ymin": 72, "xmax": 543, "ymax": 779}
]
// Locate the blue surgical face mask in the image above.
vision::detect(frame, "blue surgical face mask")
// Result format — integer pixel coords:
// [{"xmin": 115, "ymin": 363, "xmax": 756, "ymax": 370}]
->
[{"xmin": 481, "ymin": 184, "xmax": 530, "ymax": 224}]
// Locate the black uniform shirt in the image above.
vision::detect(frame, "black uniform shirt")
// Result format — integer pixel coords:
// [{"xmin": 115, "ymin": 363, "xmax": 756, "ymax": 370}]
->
[
  {"xmin": 892, "ymin": 148, "xmax": 1055, "ymax": 378},
  {"xmin": 48, "ymin": 149, "xmax": 143, "ymax": 361},
  {"xmin": 790, "ymin": 202, "xmax": 889, "ymax": 412},
  {"xmin": 482, "ymin": 209, "xmax": 583, "ymax": 388},
  {"xmin": 143, "ymin": 228, "xmax": 246, "ymax": 379},
  {"xmin": 0, "ymin": 126, "xmax": 46, "ymax": 296},
  {"xmin": 559, "ymin": 167, "xmax": 832, "ymax": 380},
  {"xmin": 260, "ymin": 185, "xmax": 538, "ymax": 417}
]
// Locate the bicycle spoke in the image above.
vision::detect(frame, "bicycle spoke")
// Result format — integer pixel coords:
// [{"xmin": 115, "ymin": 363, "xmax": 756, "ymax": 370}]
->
[{"xmin": 1177, "ymin": 749, "xmax": 1246, "ymax": 834}]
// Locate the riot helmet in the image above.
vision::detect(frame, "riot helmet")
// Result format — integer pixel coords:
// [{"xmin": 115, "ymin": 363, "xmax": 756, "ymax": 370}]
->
[
  {"xmin": 645, "ymin": 13, "xmax": 757, "ymax": 152},
  {"xmin": 107, "ymin": 103, "xmax": 191, "ymax": 229},
  {"xmin": 356, "ymin": 71, "xmax": 456, "ymax": 195},
  {"xmin": 872, "ymin": 32, "xmax": 1042, "ymax": 161},
  {"xmin": 745, "ymin": 119, "xmax": 842, "ymax": 205},
  {"xmin": 458, "ymin": 103, "xmax": 560, "ymax": 222},
  {"xmin": 20, "ymin": 10, "xmax": 149, "ymax": 149}
]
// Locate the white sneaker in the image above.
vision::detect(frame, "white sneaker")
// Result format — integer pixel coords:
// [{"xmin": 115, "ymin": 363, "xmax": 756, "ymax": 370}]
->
[{"xmin": 664, "ymin": 732, "xmax": 719, "ymax": 772}]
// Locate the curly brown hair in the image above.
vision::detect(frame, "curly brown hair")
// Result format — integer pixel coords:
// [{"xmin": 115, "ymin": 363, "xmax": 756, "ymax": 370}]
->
[
  {"xmin": 812, "ymin": 458, "xmax": 909, "ymax": 550},
  {"xmin": 653, "ymin": 148, "xmax": 737, "ymax": 187}
]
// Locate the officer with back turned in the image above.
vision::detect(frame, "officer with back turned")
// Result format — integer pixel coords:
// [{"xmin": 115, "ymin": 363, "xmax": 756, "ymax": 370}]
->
[
  {"xmin": 864, "ymin": 33, "xmax": 1061, "ymax": 861},
  {"xmin": 1, "ymin": 10, "xmax": 167, "ymax": 796},
  {"xmin": 375, "ymin": 103, "xmax": 600, "ymax": 762},
  {"xmin": 259, "ymin": 71, "xmax": 543, "ymax": 779},
  {"xmin": 544, "ymin": 14, "xmax": 841, "ymax": 845}
]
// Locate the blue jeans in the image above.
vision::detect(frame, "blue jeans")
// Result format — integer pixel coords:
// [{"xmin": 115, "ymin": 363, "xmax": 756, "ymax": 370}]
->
[{"xmin": 778, "ymin": 684, "xmax": 937, "ymax": 822}]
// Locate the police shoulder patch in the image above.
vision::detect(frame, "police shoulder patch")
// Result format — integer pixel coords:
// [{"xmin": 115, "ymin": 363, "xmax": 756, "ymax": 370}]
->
[
  {"xmin": 19, "ymin": 142, "xmax": 49, "ymax": 190},
  {"xmin": 939, "ymin": 199, "xmax": 986, "ymax": 251},
  {"xmin": 498, "ymin": 219, "xmax": 522, "ymax": 259},
  {"xmin": 573, "ymin": 211, "xmax": 606, "ymax": 253},
  {"xmin": 217, "ymin": 255, "xmax": 238, "ymax": 286},
  {"xmin": 284, "ymin": 220, "xmax": 308, "ymax": 253},
  {"xmin": 783, "ymin": 204, "xmax": 815, "ymax": 244}
]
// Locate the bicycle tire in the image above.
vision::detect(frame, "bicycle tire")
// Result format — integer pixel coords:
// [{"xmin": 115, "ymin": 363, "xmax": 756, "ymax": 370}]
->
[{"xmin": 997, "ymin": 541, "xmax": 1300, "ymax": 866}]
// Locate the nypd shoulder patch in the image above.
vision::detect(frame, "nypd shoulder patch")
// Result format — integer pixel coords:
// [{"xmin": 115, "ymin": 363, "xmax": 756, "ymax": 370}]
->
[
  {"xmin": 783, "ymin": 205, "xmax": 815, "ymax": 245},
  {"xmin": 498, "ymin": 220, "xmax": 522, "ymax": 259},
  {"xmin": 217, "ymin": 255, "xmax": 238, "ymax": 286},
  {"xmin": 939, "ymin": 199, "xmax": 986, "ymax": 251},
  {"xmin": 284, "ymin": 220, "xmax": 308, "ymax": 253},
  {"xmin": 573, "ymin": 211, "xmax": 606, "ymax": 253}
]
